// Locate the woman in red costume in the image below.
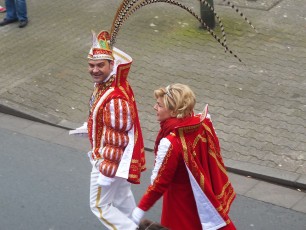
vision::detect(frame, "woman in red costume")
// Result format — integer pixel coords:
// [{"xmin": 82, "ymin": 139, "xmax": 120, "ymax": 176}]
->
[{"xmin": 132, "ymin": 83, "xmax": 236, "ymax": 230}]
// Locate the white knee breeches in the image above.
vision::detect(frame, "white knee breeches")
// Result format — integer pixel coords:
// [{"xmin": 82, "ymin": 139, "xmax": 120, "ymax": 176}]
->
[{"xmin": 89, "ymin": 167, "xmax": 138, "ymax": 230}]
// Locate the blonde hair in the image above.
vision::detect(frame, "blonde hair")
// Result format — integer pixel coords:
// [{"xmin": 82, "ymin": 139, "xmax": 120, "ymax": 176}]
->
[{"xmin": 154, "ymin": 83, "xmax": 196, "ymax": 118}]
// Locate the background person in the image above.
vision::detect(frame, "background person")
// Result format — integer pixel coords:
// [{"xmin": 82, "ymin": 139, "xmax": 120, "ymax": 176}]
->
[
  {"xmin": 0, "ymin": 0, "xmax": 28, "ymax": 28},
  {"xmin": 0, "ymin": 4, "xmax": 6, "ymax": 13}
]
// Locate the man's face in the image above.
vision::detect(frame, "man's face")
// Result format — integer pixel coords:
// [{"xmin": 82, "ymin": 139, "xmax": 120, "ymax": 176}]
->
[{"xmin": 88, "ymin": 59, "xmax": 114, "ymax": 83}]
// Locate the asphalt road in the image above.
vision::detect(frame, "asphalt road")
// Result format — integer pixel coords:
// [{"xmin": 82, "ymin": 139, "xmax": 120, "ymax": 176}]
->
[{"xmin": 0, "ymin": 126, "xmax": 306, "ymax": 230}]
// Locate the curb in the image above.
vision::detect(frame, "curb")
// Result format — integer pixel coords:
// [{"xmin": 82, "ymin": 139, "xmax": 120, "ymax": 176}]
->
[
  {"xmin": 0, "ymin": 99, "xmax": 80, "ymax": 130},
  {"xmin": 225, "ymin": 159, "xmax": 306, "ymax": 190},
  {"xmin": 0, "ymin": 100, "xmax": 305, "ymax": 190}
]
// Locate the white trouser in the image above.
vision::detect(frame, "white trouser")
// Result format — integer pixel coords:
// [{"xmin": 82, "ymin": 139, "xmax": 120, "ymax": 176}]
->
[{"xmin": 89, "ymin": 166, "xmax": 138, "ymax": 230}]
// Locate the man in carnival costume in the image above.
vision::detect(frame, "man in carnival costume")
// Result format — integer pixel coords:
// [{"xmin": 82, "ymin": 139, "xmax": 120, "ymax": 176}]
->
[{"xmin": 86, "ymin": 30, "xmax": 146, "ymax": 230}]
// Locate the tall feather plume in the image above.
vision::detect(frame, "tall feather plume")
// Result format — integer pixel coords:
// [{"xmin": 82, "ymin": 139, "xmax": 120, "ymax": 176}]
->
[
  {"xmin": 222, "ymin": 0, "xmax": 257, "ymax": 32},
  {"xmin": 111, "ymin": 0, "xmax": 242, "ymax": 62},
  {"xmin": 111, "ymin": 0, "xmax": 218, "ymax": 47},
  {"xmin": 110, "ymin": 0, "xmax": 140, "ymax": 47},
  {"xmin": 198, "ymin": 0, "xmax": 228, "ymax": 50},
  {"xmin": 110, "ymin": 0, "xmax": 134, "ymax": 37}
]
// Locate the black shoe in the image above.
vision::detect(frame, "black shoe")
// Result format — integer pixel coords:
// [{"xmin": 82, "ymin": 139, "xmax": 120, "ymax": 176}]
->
[
  {"xmin": 0, "ymin": 18, "xmax": 18, "ymax": 26},
  {"xmin": 19, "ymin": 20, "xmax": 28, "ymax": 28}
]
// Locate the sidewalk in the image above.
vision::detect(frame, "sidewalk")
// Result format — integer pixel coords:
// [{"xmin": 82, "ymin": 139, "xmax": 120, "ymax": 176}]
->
[{"xmin": 0, "ymin": 0, "xmax": 305, "ymax": 190}]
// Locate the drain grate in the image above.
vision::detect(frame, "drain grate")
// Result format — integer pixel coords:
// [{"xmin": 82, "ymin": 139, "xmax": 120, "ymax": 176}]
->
[{"xmin": 215, "ymin": 0, "xmax": 283, "ymax": 11}]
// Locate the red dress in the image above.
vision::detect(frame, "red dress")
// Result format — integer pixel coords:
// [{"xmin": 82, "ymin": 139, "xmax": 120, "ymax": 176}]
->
[{"xmin": 138, "ymin": 112, "xmax": 236, "ymax": 229}]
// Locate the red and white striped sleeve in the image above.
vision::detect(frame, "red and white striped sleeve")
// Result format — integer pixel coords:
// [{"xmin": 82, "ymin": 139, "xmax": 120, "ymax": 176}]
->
[{"xmin": 98, "ymin": 98, "xmax": 134, "ymax": 178}]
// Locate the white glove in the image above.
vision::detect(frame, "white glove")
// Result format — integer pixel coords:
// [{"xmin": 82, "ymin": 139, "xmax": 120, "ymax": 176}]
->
[
  {"xmin": 131, "ymin": 207, "xmax": 145, "ymax": 225},
  {"xmin": 97, "ymin": 174, "xmax": 116, "ymax": 186},
  {"xmin": 87, "ymin": 150, "xmax": 94, "ymax": 165},
  {"xmin": 87, "ymin": 151, "xmax": 103, "ymax": 170}
]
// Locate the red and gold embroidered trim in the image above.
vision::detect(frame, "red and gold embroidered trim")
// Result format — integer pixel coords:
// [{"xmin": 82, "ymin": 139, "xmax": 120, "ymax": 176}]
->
[
  {"xmin": 208, "ymin": 149, "xmax": 227, "ymax": 175},
  {"xmin": 116, "ymin": 64, "xmax": 130, "ymax": 88},
  {"xmin": 129, "ymin": 174, "xmax": 138, "ymax": 179},
  {"xmin": 149, "ymin": 145, "xmax": 173, "ymax": 192},
  {"xmin": 114, "ymin": 99, "xmax": 120, "ymax": 130},
  {"xmin": 216, "ymin": 181, "xmax": 230, "ymax": 200},
  {"xmin": 119, "ymin": 86, "xmax": 129, "ymax": 100},
  {"xmin": 178, "ymin": 128, "xmax": 189, "ymax": 165},
  {"xmin": 121, "ymin": 101, "xmax": 128, "ymax": 131},
  {"xmin": 89, "ymin": 75, "xmax": 115, "ymax": 114},
  {"xmin": 193, "ymin": 134, "xmax": 207, "ymax": 148}
]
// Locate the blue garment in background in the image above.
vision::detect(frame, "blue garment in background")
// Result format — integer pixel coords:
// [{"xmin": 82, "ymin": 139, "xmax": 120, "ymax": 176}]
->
[{"xmin": 5, "ymin": 0, "xmax": 28, "ymax": 21}]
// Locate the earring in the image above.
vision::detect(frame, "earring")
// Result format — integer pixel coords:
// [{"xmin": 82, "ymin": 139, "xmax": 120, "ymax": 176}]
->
[{"xmin": 170, "ymin": 111, "xmax": 177, "ymax": 117}]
